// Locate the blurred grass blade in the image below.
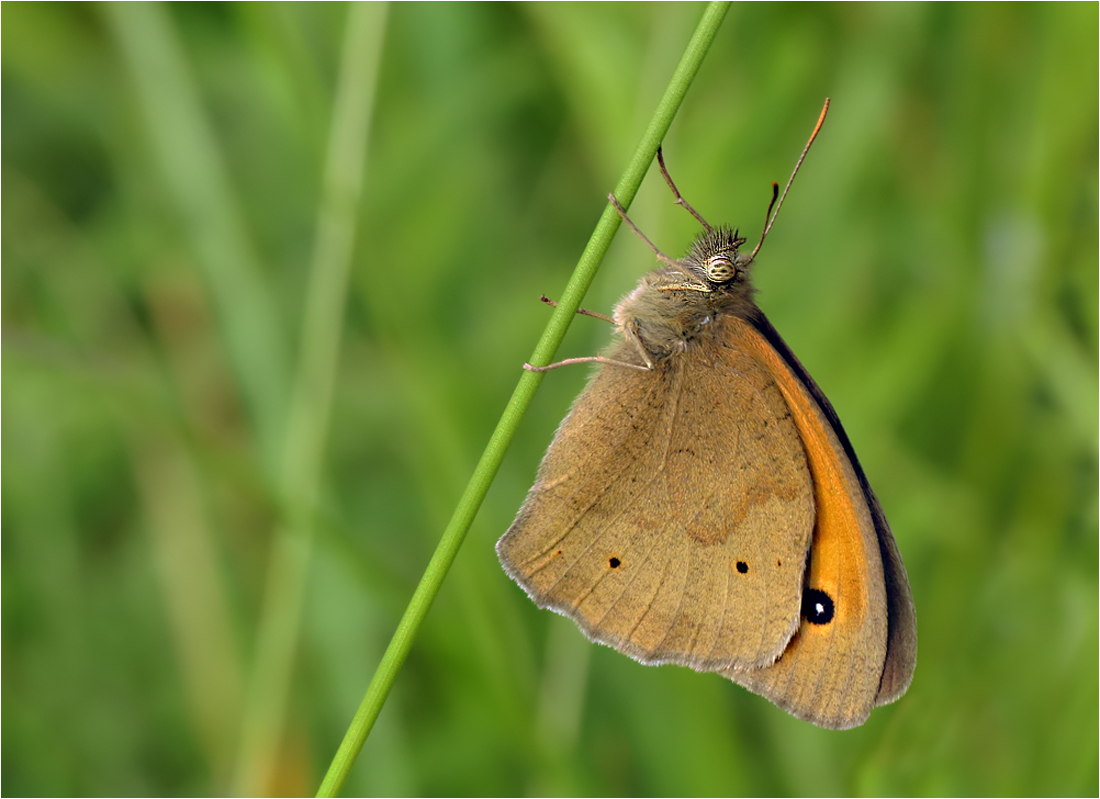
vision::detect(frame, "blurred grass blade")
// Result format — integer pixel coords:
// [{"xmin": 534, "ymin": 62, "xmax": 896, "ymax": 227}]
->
[
  {"xmin": 231, "ymin": 4, "xmax": 390, "ymax": 796},
  {"xmin": 103, "ymin": 3, "xmax": 289, "ymax": 467},
  {"xmin": 133, "ymin": 436, "xmax": 244, "ymax": 787},
  {"xmin": 314, "ymin": 3, "xmax": 732, "ymax": 795}
]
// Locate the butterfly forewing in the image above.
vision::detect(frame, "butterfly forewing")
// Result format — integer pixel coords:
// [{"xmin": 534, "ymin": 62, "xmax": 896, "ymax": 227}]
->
[{"xmin": 718, "ymin": 316, "xmax": 889, "ymax": 729}]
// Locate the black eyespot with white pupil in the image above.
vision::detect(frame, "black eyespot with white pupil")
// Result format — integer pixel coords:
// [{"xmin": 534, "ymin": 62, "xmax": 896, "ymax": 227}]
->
[
  {"xmin": 802, "ymin": 588, "xmax": 835, "ymax": 625},
  {"xmin": 705, "ymin": 256, "xmax": 736, "ymax": 283}
]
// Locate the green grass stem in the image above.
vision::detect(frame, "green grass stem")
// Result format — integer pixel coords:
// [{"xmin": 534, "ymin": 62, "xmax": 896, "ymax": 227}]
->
[{"xmin": 314, "ymin": 3, "xmax": 732, "ymax": 795}]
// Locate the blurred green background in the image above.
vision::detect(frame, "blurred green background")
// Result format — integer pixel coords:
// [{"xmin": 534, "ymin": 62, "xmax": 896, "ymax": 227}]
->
[{"xmin": 3, "ymin": 2, "xmax": 1097, "ymax": 796}]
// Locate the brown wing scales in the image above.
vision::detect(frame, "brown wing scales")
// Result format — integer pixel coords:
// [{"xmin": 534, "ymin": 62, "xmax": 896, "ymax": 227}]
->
[
  {"xmin": 498, "ymin": 334, "xmax": 815, "ymax": 671},
  {"xmin": 718, "ymin": 317, "xmax": 889, "ymax": 729}
]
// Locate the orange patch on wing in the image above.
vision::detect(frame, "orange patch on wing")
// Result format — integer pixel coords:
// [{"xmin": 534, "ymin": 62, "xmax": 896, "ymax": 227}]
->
[{"xmin": 727, "ymin": 318, "xmax": 877, "ymax": 636}]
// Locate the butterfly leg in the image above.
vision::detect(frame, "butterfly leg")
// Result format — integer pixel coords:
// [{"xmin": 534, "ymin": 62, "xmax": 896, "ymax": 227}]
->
[
  {"xmin": 524, "ymin": 355, "xmax": 651, "ymax": 373},
  {"xmin": 539, "ymin": 294, "xmax": 615, "ymax": 324},
  {"xmin": 621, "ymin": 320, "xmax": 657, "ymax": 370},
  {"xmin": 524, "ymin": 319, "xmax": 654, "ymax": 373}
]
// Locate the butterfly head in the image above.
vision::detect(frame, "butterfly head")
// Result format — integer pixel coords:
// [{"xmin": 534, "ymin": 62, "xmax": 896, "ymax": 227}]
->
[{"xmin": 685, "ymin": 226, "xmax": 753, "ymax": 290}]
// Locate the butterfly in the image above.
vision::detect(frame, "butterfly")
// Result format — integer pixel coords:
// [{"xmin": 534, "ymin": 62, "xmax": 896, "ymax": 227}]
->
[{"xmin": 498, "ymin": 100, "xmax": 916, "ymax": 729}]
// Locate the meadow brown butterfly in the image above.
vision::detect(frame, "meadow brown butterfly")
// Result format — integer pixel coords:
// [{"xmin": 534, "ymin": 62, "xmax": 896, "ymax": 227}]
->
[{"xmin": 497, "ymin": 100, "xmax": 916, "ymax": 729}]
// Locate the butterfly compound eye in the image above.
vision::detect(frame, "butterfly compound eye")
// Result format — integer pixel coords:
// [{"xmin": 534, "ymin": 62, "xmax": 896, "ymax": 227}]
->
[{"xmin": 705, "ymin": 255, "xmax": 737, "ymax": 283}]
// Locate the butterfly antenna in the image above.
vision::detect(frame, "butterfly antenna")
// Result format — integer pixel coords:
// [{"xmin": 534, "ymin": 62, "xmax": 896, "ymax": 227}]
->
[
  {"xmin": 747, "ymin": 98, "xmax": 830, "ymax": 264},
  {"xmin": 607, "ymin": 193, "xmax": 681, "ymax": 267},
  {"xmin": 657, "ymin": 147, "xmax": 713, "ymax": 232}
]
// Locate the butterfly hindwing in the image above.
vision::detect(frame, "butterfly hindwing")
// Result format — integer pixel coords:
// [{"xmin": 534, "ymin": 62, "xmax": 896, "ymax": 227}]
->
[{"xmin": 498, "ymin": 328, "xmax": 815, "ymax": 671}]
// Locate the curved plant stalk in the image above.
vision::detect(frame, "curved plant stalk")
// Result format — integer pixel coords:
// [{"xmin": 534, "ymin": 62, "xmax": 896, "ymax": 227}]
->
[{"xmin": 315, "ymin": 3, "xmax": 732, "ymax": 796}]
